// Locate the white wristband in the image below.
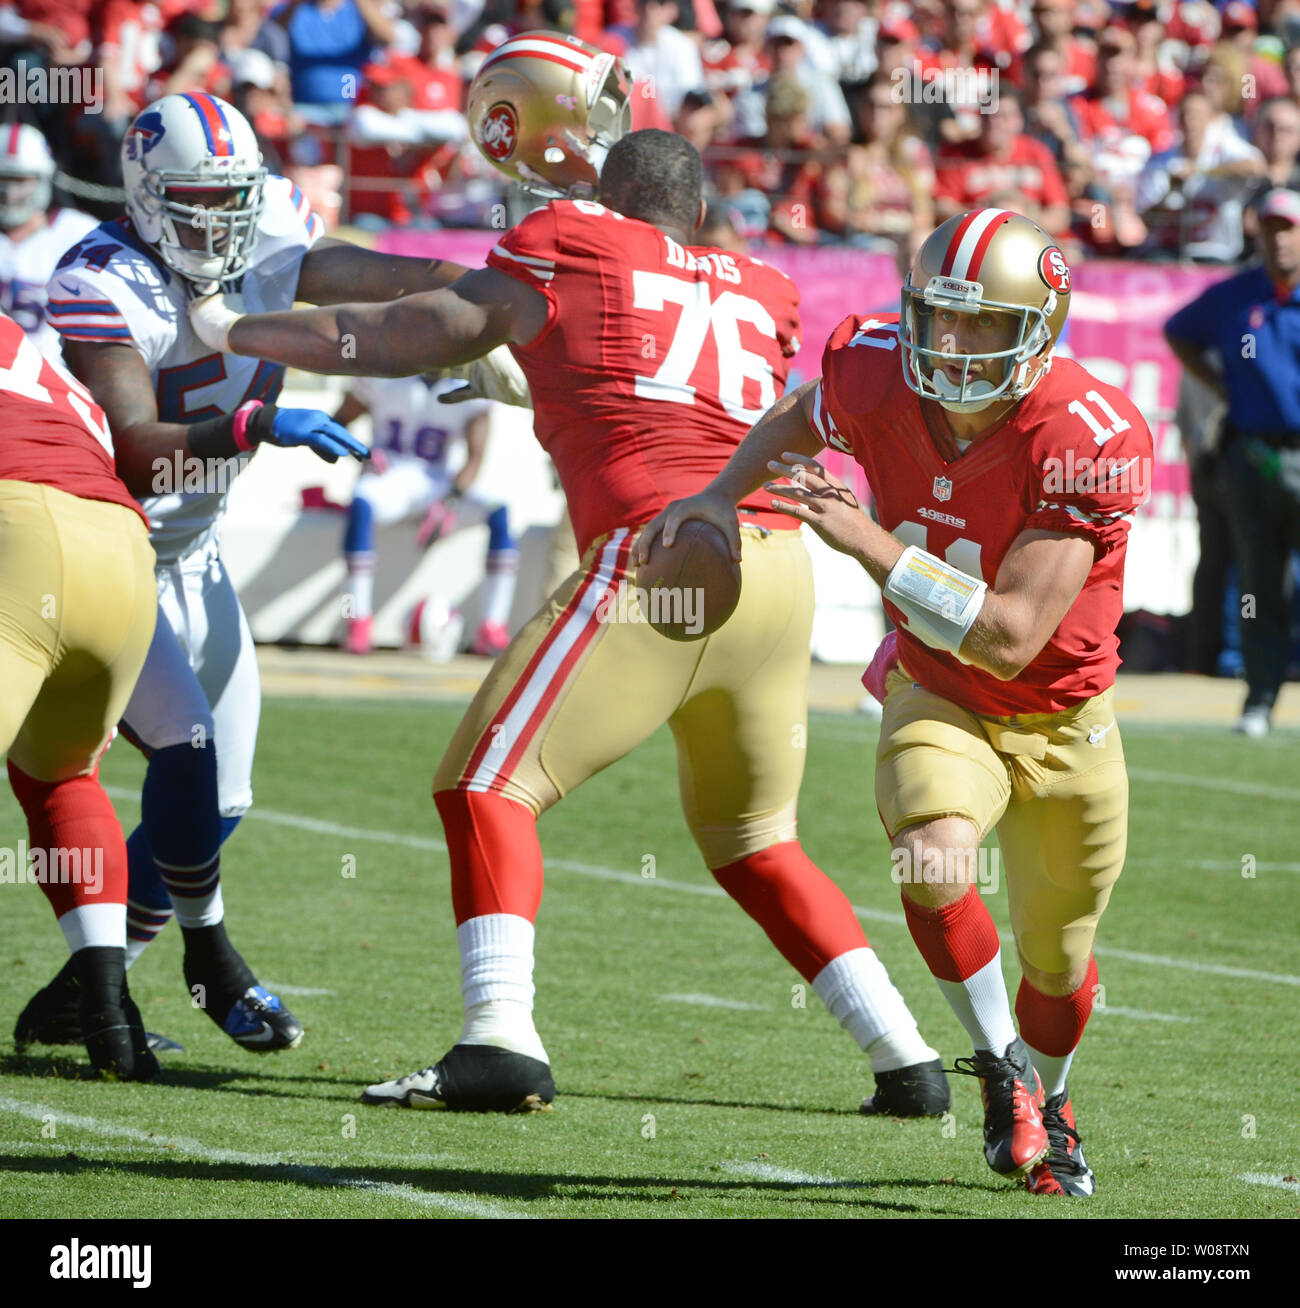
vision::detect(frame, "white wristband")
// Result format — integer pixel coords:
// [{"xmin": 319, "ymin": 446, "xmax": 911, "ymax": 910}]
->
[
  {"xmin": 449, "ymin": 344, "xmax": 532, "ymax": 408},
  {"xmin": 883, "ymin": 545, "xmax": 987, "ymax": 659},
  {"xmin": 187, "ymin": 290, "xmax": 246, "ymax": 353}
]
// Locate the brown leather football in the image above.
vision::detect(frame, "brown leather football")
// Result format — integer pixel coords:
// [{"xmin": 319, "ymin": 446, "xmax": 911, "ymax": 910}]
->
[{"xmin": 636, "ymin": 519, "xmax": 742, "ymax": 642}]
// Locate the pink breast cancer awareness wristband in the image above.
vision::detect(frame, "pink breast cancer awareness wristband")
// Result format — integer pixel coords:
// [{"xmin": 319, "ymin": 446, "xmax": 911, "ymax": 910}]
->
[{"xmin": 233, "ymin": 400, "xmax": 263, "ymax": 452}]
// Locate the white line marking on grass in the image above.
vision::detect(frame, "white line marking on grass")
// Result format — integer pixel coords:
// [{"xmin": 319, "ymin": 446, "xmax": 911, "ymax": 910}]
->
[
  {"xmin": 259, "ymin": 982, "xmax": 336, "ymax": 997},
  {"xmin": 661, "ymin": 993, "xmax": 767, "ymax": 1011},
  {"xmin": 721, "ymin": 1160, "xmax": 850, "ymax": 1187},
  {"xmin": 1093, "ymin": 1005, "xmax": 1194, "ymax": 1024},
  {"xmin": 1239, "ymin": 1173, "xmax": 1300, "ymax": 1194},
  {"xmin": 1128, "ymin": 857, "xmax": 1300, "ymax": 874},
  {"xmin": 1128, "ymin": 768, "xmax": 1300, "ymax": 804},
  {"xmin": 100, "ymin": 789, "xmax": 1300, "ymax": 988},
  {"xmin": 0, "ymin": 1096, "xmax": 521, "ymax": 1218}
]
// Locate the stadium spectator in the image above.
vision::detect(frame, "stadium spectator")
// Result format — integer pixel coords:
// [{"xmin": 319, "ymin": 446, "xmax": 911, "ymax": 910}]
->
[
  {"xmin": 812, "ymin": 0, "xmax": 878, "ymax": 84},
  {"xmin": 838, "ymin": 70, "xmax": 934, "ymax": 255},
  {"xmin": 611, "ymin": 0, "xmax": 707, "ymax": 130},
  {"xmin": 145, "ymin": 12, "xmax": 227, "ymax": 102},
  {"xmin": 1136, "ymin": 88, "xmax": 1265, "ymax": 262},
  {"xmin": 1200, "ymin": 44, "xmax": 1252, "ymax": 139},
  {"xmin": 1023, "ymin": 40, "xmax": 1083, "ymax": 161},
  {"xmin": 695, "ymin": 195, "xmax": 748, "ymax": 248},
  {"xmin": 228, "ymin": 47, "xmax": 301, "ymax": 174},
  {"xmin": 272, "ymin": 0, "xmax": 396, "ymax": 121},
  {"xmin": 702, "ymin": 0, "xmax": 773, "ymax": 104},
  {"xmin": 1165, "ymin": 187, "xmax": 1300, "ymax": 737},
  {"xmin": 734, "ymin": 13, "xmax": 852, "ymax": 142},
  {"xmin": 934, "ymin": 88, "xmax": 1070, "ymax": 235},
  {"xmin": 1026, "ymin": 0, "xmax": 1095, "ymax": 96},
  {"xmin": 0, "ymin": 0, "xmax": 93, "ymax": 65},
  {"xmin": 674, "ymin": 86, "xmax": 732, "ymax": 153},
  {"xmin": 1244, "ymin": 95, "xmax": 1300, "ymax": 249},
  {"xmin": 1132, "ymin": 10, "xmax": 1185, "ymax": 109},
  {"xmin": 917, "ymin": 0, "xmax": 1012, "ymax": 143},
  {"xmin": 1064, "ymin": 141, "xmax": 1148, "ymax": 253},
  {"xmin": 220, "ymin": 0, "xmax": 292, "ymax": 73}
]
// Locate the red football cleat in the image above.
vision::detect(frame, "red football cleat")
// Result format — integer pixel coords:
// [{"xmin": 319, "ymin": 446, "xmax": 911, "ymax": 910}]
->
[
  {"xmin": 951, "ymin": 1037, "xmax": 1049, "ymax": 1179},
  {"xmin": 1025, "ymin": 1089, "xmax": 1095, "ymax": 1196},
  {"xmin": 471, "ymin": 619, "xmax": 510, "ymax": 658},
  {"xmin": 343, "ymin": 615, "xmax": 373, "ymax": 655}
]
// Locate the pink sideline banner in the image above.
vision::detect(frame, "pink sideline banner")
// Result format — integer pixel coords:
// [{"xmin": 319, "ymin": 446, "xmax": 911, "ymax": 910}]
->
[{"xmin": 377, "ymin": 230, "xmax": 1227, "ymax": 517}]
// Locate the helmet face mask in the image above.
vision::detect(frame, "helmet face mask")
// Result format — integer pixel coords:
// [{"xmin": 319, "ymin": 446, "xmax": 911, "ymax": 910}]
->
[
  {"xmin": 899, "ymin": 210, "xmax": 1070, "ymax": 415},
  {"xmin": 122, "ymin": 94, "xmax": 267, "ymax": 288},
  {"xmin": 468, "ymin": 33, "xmax": 632, "ymax": 197}
]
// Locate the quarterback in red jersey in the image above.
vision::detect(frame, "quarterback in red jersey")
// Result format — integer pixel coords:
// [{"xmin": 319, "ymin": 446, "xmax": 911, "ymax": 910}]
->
[
  {"xmin": 0, "ymin": 311, "xmax": 158, "ymax": 1080},
  {"xmin": 642, "ymin": 208, "xmax": 1152, "ymax": 1196},
  {"xmin": 188, "ymin": 123, "xmax": 950, "ymax": 1119}
]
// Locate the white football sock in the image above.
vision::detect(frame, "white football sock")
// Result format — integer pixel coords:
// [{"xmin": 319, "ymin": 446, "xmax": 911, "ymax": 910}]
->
[
  {"xmin": 157, "ymin": 866, "xmax": 224, "ymax": 929},
  {"xmin": 456, "ymin": 913, "xmax": 548, "ymax": 1063},
  {"xmin": 813, "ymin": 948, "xmax": 940, "ymax": 1072},
  {"xmin": 124, "ymin": 937, "xmax": 149, "ymax": 969},
  {"xmin": 58, "ymin": 903, "xmax": 126, "ymax": 953},
  {"xmin": 483, "ymin": 550, "xmax": 518, "ymax": 626},
  {"xmin": 935, "ymin": 951, "xmax": 1018, "ymax": 1053},
  {"xmin": 1026, "ymin": 1044, "xmax": 1074, "ymax": 1099},
  {"xmin": 345, "ymin": 555, "xmax": 374, "ymax": 621}
]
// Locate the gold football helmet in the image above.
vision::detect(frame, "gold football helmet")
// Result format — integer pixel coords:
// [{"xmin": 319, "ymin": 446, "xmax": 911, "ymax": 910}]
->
[
  {"xmin": 467, "ymin": 32, "xmax": 633, "ymax": 197},
  {"xmin": 899, "ymin": 209, "xmax": 1071, "ymax": 412}
]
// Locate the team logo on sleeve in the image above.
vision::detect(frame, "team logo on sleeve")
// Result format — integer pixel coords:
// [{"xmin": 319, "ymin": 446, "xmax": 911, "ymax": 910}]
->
[
  {"xmin": 1037, "ymin": 246, "xmax": 1071, "ymax": 294},
  {"xmin": 479, "ymin": 103, "xmax": 518, "ymax": 162},
  {"xmin": 124, "ymin": 111, "xmax": 166, "ymax": 162}
]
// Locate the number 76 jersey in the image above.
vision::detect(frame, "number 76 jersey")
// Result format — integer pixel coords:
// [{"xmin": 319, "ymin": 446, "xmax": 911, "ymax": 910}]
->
[
  {"xmin": 812, "ymin": 313, "xmax": 1154, "ymax": 717},
  {"xmin": 488, "ymin": 199, "xmax": 801, "ymax": 557}
]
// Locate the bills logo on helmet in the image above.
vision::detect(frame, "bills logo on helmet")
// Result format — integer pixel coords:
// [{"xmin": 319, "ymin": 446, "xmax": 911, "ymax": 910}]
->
[
  {"xmin": 124, "ymin": 112, "xmax": 166, "ymax": 162},
  {"xmin": 1038, "ymin": 246, "xmax": 1070, "ymax": 294},
  {"xmin": 480, "ymin": 103, "xmax": 518, "ymax": 161}
]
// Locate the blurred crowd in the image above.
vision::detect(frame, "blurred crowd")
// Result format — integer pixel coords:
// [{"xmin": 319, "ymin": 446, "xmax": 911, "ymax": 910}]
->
[{"xmin": 6, "ymin": 0, "xmax": 1300, "ymax": 258}]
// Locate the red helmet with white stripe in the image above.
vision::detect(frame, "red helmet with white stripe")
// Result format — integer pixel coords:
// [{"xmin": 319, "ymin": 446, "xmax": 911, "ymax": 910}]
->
[
  {"xmin": 899, "ymin": 208, "xmax": 1071, "ymax": 413},
  {"xmin": 121, "ymin": 93, "xmax": 267, "ymax": 288},
  {"xmin": 466, "ymin": 31, "xmax": 632, "ymax": 197},
  {"xmin": 0, "ymin": 123, "xmax": 55, "ymax": 229}
]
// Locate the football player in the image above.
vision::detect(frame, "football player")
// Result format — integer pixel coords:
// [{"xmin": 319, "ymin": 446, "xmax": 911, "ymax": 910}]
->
[
  {"xmin": 335, "ymin": 373, "xmax": 517, "ymax": 657},
  {"xmin": 0, "ymin": 123, "xmax": 98, "ymax": 362},
  {"xmin": 186, "ymin": 33, "xmax": 950, "ymax": 1119},
  {"xmin": 15, "ymin": 92, "xmax": 480, "ymax": 1057},
  {"xmin": 640, "ymin": 209, "xmax": 1151, "ymax": 1197},
  {"xmin": 0, "ymin": 310, "xmax": 159, "ymax": 1080}
]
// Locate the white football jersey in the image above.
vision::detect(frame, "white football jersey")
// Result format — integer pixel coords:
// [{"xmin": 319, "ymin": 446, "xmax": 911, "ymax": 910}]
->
[
  {"xmin": 45, "ymin": 175, "xmax": 325, "ymax": 563},
  {"xmin": 0, "ymin": 208, "xmax": 99, "ymax": 362},
  {"xmin": 350, "ymin": 374, "xmax": 488, "ymax": 470}
]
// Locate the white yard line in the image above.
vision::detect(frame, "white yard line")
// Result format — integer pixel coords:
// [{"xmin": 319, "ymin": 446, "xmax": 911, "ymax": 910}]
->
[
  {"xmin": 1092, "ymin": 1005, "xmax": 1194, "ymax": 1024},
  {"xmin": 0, "ymin": 1096, "xmax": 521, "ymax": 1218},
  {"xmin": 99, "ymin": 787, "xmax": 1300, "ymax": 988},
  {"xmin": 721, "ymin": 1160, "xmax": 848, "ymax": 1187},
  {"xmin": 258, "ymin": 983, "xmax": 336, "ymax": 997},
  {"xmin": 1239, "ymin": 1173, "xmax": 1300, "ymax": 1195},
  {"xmin": 660, "ymin": 993, "xmax": 768, "ymax": 1012}
]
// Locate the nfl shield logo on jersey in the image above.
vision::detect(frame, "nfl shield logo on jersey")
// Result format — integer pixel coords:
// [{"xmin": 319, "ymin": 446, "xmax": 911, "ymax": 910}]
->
[{"xmin": 932, "ymin": 476, "xmax": 953, "ymax": 502}]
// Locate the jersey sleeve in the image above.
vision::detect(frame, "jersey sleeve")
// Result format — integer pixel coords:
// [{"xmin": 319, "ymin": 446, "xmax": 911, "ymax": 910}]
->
[
  {"xmin": 260, "ymin": 174, "xmax": 326, "ymax": 246},
  {"xmin": 487, "ymin": 203, "xmax": 562, "ymax": 295},
  {"xmin": 810, "ymin": 313, "xmax": 900, "ymax": 457},
  {"xmin": 1025, "ymin": 383, "xmax": 1154, "ymax": 557},
  {"xmin": 45, "ymin": 256, "xmax": 174, "ymax": 369}
]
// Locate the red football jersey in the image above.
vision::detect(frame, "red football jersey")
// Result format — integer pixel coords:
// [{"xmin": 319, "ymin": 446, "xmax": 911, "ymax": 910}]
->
[
  {"xmin": 0, "ymin": 311, "xmax": 146, "ymax": 525},
  {"xmin": 489, "ymin": 199, "xmax": 802, "ymax": 556},
  {"xmin": 811, "ymin": 313, "xmax": 1152, "ymax": 715}
]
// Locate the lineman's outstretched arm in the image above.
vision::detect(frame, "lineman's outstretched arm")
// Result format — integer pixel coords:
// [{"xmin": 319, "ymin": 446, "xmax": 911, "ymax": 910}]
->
[{"xmin": 294, "ymin": 238, "xmax": 472, "ymax": 305}]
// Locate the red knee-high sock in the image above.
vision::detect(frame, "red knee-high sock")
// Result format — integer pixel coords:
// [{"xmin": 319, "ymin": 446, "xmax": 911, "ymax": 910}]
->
[
  {"xmin": 1016, "ymin": 955, "xmax": 1099, "ymax": 1057},
  {"xmin": 901, "ymin": 885, "xmax": 1000, "ymax": 981},
  {"xmin": 711, "ymin": 841, "xmax": 869, "ymax": 982},
  {"xmin": 435, "ymin": 788, "xmax": 544, "ymax": 925},
  {"xmin": 7, "ymin": 762, "xmax": 127, "ymax": 921}
]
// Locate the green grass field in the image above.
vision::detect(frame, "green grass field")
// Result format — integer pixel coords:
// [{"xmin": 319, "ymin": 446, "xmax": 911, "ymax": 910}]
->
[{"xmin": 1, "ymin": 693, "xmax": 1297, "ymax": 1219}]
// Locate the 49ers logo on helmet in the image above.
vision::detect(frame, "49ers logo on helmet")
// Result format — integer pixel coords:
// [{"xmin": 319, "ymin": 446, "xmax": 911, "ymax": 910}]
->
[
  {"xmin": 1038, "ymin": 246, "xmax": 1071, "ymax": 294},
  {"xmin": 479, "ymin": 103, "xmax": 518, "ymax": 162}
]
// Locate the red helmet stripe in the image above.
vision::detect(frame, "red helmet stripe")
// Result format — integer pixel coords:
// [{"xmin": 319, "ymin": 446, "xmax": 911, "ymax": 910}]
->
[
  {"xmin": 6, "ymin": 122, "xmax": 19, "ymax": 156},
  {"xmin": 941, "ymin": 209, "xmax": 1014, "ymax": 281},
  {"xmin": 481, "ymin": 37, "xmax": 591, "ymax": 76},
  {"xmin": 183, "ymin": 93, "xmax": 234, "ymax": 158}
]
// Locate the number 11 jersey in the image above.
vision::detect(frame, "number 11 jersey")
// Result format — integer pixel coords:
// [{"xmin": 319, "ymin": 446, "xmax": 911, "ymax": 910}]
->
[{"xmin": 487, "ymin": 199, "xmax": 802, "ymax": 557}]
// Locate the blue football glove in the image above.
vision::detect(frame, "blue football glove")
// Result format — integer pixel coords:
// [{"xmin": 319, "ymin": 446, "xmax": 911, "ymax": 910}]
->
[{"xmin": 255, "ymin": 407, "xmax": 370, "ymax": 463}]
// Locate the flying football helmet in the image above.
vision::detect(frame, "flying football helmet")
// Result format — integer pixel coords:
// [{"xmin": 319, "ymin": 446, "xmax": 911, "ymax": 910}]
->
[
  {"xmin": 0, "ymin": 123, "xmax": 55, "ymax": 229},
  {"xmin": 121, "ymin": 93, "xmax": 267, "ymax": 287},
  {"xmin": 899, "ymin": 209, "xmax": 1071, "ymax": 413},
  {"xmin": 467, "ymin": 31, "xmax": 632, "ymax": 197}
]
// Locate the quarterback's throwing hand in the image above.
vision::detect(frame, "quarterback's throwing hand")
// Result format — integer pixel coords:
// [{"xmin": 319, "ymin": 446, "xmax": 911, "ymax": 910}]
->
[
  {"xmin": 633, "ymin": 490, "xmax": 742, "ymax": 565},
  {"xmin": 765, "ymin": 452, "xmax": 869, "ymax": 558}
]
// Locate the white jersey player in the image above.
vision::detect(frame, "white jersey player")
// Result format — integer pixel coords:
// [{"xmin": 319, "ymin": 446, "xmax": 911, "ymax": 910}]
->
[
  {"xmin": 337, "ymin": 373, "xmax": 518, "ymax": 657},
  {"xmin": 0, "ymin": 123, "xmax": 97, "ymax": 363},
  {"xmin": 18, "ymin": 91, "xmax": 472, "ymax": 1060}
]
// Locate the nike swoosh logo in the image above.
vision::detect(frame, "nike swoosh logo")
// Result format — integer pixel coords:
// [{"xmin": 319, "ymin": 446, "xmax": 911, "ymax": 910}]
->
[
  {"xmin": 1089, "ymin": 721, "xmax": 1116, "ymax": 745},
  {"xmin": 58, "ymin": 283, "xmax": 83, "ymax": 297},
  {"xmin": 1105, "ymin": 456, "xmax": 1139, "ymax": 481}
]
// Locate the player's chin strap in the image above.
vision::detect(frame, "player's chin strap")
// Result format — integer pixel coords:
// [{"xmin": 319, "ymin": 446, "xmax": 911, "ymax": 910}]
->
[
  {"xmin": 188, "ymin": 290, "xmax": 246, "ymax": 354},
  {"xmin": 883, "ymin": 546, "xmax": 987, "ymax": 664}
]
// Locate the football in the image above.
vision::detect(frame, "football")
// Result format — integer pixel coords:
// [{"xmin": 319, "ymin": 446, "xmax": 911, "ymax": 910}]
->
[{"xmin": 636, "ymin": 519, "xmax": 742, "ymax": 641}]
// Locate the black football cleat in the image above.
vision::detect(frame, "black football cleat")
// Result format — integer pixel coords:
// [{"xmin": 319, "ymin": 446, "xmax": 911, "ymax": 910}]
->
[
  {"xmin": 951, "ymin": 1037, "xmax": 1049, "ymax": 1178},
  {"xmin": 362, "ymin": 1044, "xmax": 555, "ymax": 1113},
  {"xmin": 71, "ymin": 948, "xmax": 160, "ymax": 1083},
  {"xmin": 16, "ymin": 955, "xmax": 184, "ymax": 1053},
  {"xmin": 1025, "ymin": 1088, "xmax": 1096, "ymax": 1197},
  {"xmin": 860, "ymin": 1058, "xmax": 952, "ymax": 1117}
]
